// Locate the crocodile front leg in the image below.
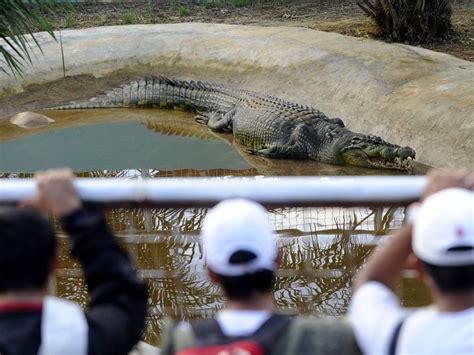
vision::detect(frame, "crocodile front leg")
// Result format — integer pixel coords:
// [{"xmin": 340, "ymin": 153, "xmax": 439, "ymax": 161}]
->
[
  {"xmin": 250, "ymin": 124, "xmax": 310, "ymax": 159},
  {"xmin": 252, "ymin": 142, "xmax": 307, "ymax": 159},
  {"xmin": 195, "ymin": 108, "xmax": 235, "ymax": 132}
]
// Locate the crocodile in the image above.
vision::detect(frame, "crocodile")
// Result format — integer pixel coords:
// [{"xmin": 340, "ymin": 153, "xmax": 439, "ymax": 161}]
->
[{"xmin": 52, "ymin": 75, "xmax": 415, "ymax": 170}]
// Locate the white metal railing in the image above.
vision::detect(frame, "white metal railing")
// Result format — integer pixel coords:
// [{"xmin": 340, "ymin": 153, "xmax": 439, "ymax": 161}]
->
[{"xmin": 0, "ymin": 176, "xmax": 426, "ymax": 207}]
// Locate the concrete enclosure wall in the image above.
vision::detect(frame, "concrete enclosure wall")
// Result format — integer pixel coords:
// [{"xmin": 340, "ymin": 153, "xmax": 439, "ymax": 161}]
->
[{"xmin": 0, "ymin": 24, "xmax": 472, "ymax": 169}]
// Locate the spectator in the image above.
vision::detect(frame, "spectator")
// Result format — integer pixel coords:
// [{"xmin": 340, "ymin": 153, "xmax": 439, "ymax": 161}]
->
[
  {"xmin": 161, "ymin": 199, "xmax": 361, "ymax": 355},
  {"xmin": 0, "ymin": 169, "xmax": 148, "ymax": 355},
  {"xmin": 349, "ymin": 170, "xmax": 474, "ymax": 355}
]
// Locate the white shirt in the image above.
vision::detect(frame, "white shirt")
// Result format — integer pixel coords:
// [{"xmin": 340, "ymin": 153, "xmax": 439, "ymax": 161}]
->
[
  {"xmin": 215, "ymin": 309, "xmax": 271, "ymax": 337},
  {"xmin": 38, "ymin": 296, "xmax": 88, "ymax": 355},
  {"xmin": 349, "ymin": 282, "xmax": 474, "ymax": 355},
  {"xmin": 175, "ymin": 310, "xmax": 271, "ymax": 338}
]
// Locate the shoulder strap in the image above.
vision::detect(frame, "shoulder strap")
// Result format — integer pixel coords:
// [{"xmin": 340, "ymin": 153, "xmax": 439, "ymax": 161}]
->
[
  {"xmin": 251, "ymin": 314, "xmax": 293, "ymax": 353},
  {"xmin": 191, "ymin": 318, "xmax": 226, "ymax": 345},
  {"xmin": 388, "ymin": 318, "xmax": 405, "ymax": 355}
]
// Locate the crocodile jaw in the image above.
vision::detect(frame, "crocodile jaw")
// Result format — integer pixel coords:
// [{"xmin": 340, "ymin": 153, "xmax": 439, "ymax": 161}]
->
[{"xmin": 341, "ymin": 148, "xmax": 415, "ymax": 171}]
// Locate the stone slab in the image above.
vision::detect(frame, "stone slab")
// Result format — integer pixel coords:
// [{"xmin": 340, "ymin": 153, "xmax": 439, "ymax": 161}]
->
[{"xmin": 1, "ymin": 23, "xmax": 472, "ymax": 169}]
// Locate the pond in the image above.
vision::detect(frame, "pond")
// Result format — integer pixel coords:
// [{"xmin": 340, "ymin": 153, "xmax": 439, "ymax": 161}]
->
[{"xmin": 0, "ymin": 108, "xmax": 430, "ymax": 346}]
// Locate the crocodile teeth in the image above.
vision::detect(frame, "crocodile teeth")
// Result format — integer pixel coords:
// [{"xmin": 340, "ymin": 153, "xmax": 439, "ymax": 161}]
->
[{"xmin": 398, "ymin": 156, "xmax": 414, "ymax": 170}]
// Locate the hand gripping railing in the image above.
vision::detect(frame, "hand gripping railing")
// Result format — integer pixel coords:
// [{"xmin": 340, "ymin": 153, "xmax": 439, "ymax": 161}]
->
[{"xmin": 0, "ymin": 176, "xmax": 426, "ymax": 207}]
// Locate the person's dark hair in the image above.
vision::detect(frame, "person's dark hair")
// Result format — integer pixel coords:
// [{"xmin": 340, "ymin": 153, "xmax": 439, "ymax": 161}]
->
[
  {"xmin": 214, "ymin": 250, "xmax": 275, "ymax": 300},
  {"xmin": 421, "ymin": 257, "xmax": 474, "ymax": 294},
  {"xmin": 0, "ymin": 207, "xmax": 57, "ymax": 292},
  {"xmin": 216, "ymin": 270, "xmax": 275, "ymax": 300}
]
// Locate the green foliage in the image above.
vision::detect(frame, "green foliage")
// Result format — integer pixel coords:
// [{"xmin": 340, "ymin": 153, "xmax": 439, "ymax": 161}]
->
[
  {"xmin": 200, "ymin": 0, "xmax": 283, "ymax": 6},
  {"xmin": 0, "ymin": 0, "xmax": 57, "ymax": 76},
  {"xmin": 231, "ymin": 0, "xmax": 249, "ymax": 7},
  {"xmin": 203, "ymin": 0, "xmax": 221, "ymax": 8},
  {"xmin": 59, "ymin": 30, "xmax": 65, "ymax": 78},
  {"xmin": 356, "ymin": 0, "xmax": 453, "ymax": 43},
  {"xmin": 122, "ymin": 11, "xmax": 136, "ymax": 24},
  {"xmin": 178, "ymin": 6, "xmax": 191, "ymax": 16},
  {"xmin": 201, "ymin": 0, "xmax": 253, "ymax": 7},
  {"xmin": 91, "ymin": 14, "xmax": 109, "ymax": 27},
  {"xmin": 142, "ymin": 4, "xmax": 156, "ymax": 23},
  {"xmin": 456, "ymin": 33, "xmax": 470, "ymax": 46},
  {"xmin": 64, "ymin": 12, "xmax": 79, "ymax": 28}
]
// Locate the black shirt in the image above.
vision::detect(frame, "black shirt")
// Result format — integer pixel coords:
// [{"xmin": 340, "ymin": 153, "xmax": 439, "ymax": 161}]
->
[{"xmin": 0, "ymin": 209, "xmax": 148, "ymax": 355}]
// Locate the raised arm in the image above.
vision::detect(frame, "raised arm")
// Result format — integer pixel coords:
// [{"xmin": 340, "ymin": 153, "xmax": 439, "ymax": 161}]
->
[
  {"xmin": 349, "ymin": 170, "xmax": 474, "ymax": 355},
  {"xmin": 353, "ymin": 169, "xmax": 474, "ymax": 291},
  {"xmin": 27, "ymin": 169, "xmax": 148, "ymax": 355}
]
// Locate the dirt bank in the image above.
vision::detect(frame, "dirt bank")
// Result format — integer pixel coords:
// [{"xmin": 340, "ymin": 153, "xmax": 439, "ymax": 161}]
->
[
  {"xmin": 42, "ymin": 1, "xmax": 473, "ymax": 61},
  {"xmin": 1, "ymin": 23, "xmax": 472, "ymax": 170}
]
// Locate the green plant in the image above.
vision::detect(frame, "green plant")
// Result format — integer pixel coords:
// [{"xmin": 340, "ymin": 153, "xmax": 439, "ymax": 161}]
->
[
  {"xmin": 64, "ymin": 12, "xmax": 79, "ymax": 28},
  {"xmin": 231, "ymin": 0, "xmax": 250, "ymax": 7},
  {"xmin": 360, "ymin": 16, "xmax": 371, "ymax": 27},
  {"xmin": 92, "ymin": 14, "xmax": 109, "ymax": 26},
  {"xmin": 142, "ymin": 4, "xmax": 156, "ymax": 23},
  {"xmin": 59, "ymin": 30, "xmax": 66, "ymax": 78},
  {"xmin": 203, "ymin": 0, "xmax": 222, "ymax": 9},
  {"xmin": 178, "ymin": 6, "xmax": 190, "ymax": 16},
  {"xmin": 0, "ymin": 0, "xmax": 57, "ymax": 76},
  {"xmin": 356, "ymin": 0, "xmax": 453, "ymax": 43},
  {"xmin": 454, "ymin": 32, "xmax": 470, "ymax": 46},
  {"xmin": 122, "ymin": 11, "xmax": 136, "ymax": 24}
]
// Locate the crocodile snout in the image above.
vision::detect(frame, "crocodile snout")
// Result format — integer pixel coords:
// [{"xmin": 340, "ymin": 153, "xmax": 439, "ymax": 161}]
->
[{"xmin": 399, "ymin": 147, "xmax": 416, "ymax": 159}]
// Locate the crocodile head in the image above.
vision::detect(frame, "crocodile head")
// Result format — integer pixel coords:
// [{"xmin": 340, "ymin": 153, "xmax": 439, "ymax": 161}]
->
[{"xmin": 340, "ymin": 134, "xmax": 415, "ymax": 170}]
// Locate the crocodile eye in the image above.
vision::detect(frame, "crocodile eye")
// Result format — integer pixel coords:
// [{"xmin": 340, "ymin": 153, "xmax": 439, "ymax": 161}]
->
[
  {"xmin": 367, "ymin": 135, "xmax": 381, "ymax": 143},
  {"xmin": 329, "ymin": 125, "xmax": 340, "ymax": 133}
]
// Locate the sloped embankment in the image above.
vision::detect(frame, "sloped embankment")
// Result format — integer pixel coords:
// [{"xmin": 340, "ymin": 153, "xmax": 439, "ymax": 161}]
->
[{"xmin": 0, "ymin": 24, "xmax": 472, "ymax": 169}]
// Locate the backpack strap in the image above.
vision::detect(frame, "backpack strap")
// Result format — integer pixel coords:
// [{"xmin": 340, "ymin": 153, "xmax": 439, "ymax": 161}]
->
[
  {"xmin": 191, "ymin": 318, "xmax": 227, "ymax": 346},
  {"xmin": 251, "ymin": 314, "xmax": 293, "ymax": 353},
  {"xmin": 388, "ymin": 317, "xmax": 405, "ymax": 355}
]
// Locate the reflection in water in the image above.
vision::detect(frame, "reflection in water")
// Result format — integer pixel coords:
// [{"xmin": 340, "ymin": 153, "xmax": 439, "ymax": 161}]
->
[
  {"xmin": 0, "ymin": 110, "xmax": 430, "ymax": 346},
  {"xmin": 55, "ymin": 204, "xmax": 402, "ymax": 345},
  {"xmin": 0, "ymin": 120, "xmax": 251, "ymax": 173},
  {"xmin": 51, "ymin": 184, "xmax": 426, "ymax": 346},
  {"xmin": 0, "ymin": 109, "xmax": 428, "ymax": 175}
]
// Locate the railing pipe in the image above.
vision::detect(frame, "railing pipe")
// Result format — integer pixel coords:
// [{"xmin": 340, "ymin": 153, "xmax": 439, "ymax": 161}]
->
[{"xmin": 0, "ymin": 176, "xmax": 426, "ymax": 207}]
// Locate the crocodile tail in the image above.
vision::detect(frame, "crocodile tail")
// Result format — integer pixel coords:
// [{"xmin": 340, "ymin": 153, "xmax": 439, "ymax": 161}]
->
[{"xmin": 50, "ymin": 75, "xmax": 238, "ymax": 112}]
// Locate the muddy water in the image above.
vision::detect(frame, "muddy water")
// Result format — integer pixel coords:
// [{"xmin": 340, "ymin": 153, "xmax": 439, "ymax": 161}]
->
[{"xmin": 0, "ymin": 109, "xmax": 430, "ymax": 346}]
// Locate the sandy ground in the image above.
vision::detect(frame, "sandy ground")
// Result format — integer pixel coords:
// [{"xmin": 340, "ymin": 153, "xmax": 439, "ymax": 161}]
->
[{"xmin": 42, "ymin": 1, "xmax": 474, "ymax": 61}]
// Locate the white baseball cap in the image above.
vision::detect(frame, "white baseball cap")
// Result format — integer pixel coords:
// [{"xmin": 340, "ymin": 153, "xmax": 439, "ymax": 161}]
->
[
  {"xmin": 412, "ymin": 188, "xmax": 474, "ymax": 266},
  {"xmin": 201, "ymin": 199, "xmax": 278, "ymax": 276}
]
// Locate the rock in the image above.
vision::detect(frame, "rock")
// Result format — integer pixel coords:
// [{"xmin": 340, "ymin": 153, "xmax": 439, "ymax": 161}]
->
[{"xmin": 10, "ymin": 111, "xmax": 54, "ymax": 129}]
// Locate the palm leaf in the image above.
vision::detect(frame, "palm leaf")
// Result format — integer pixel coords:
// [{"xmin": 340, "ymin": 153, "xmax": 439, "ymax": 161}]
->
[
  {"xmin": 415, "ymin": 0, "xmax": 426, "ymax": 13},
  {"xmin": 0, "ymin": 0, "xmax": 57, "ymax": 77}
]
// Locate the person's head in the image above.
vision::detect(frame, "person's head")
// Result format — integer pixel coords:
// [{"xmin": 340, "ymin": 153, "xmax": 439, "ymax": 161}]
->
[
  {"xmin": 201, "ymin": 199, "xmax": 278, "ymax": 301},
  {"xmin": 412, "ymin": 188, "xmax": 474, "ymax": 294},
  {"xmin": 0, "ymin": 207, "xmax": 57, "ymax": 294}
]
